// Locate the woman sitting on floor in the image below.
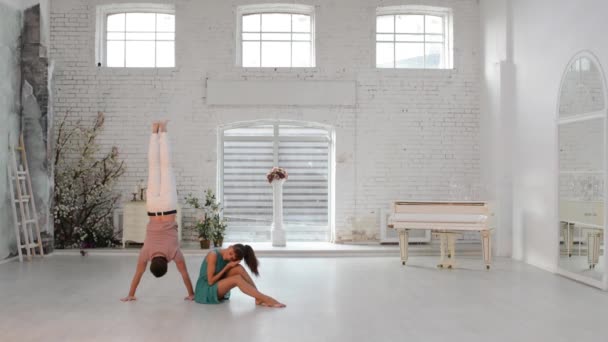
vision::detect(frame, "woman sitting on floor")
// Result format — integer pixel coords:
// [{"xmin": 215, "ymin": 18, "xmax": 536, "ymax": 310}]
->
[{"xmin": 194, "ymin": 244, "xmax": 285, "ymax": 308}]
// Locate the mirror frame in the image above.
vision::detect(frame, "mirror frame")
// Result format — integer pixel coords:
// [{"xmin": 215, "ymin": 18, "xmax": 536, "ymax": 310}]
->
[{"xmin": 555, "ymin": 50, "xmax": 608, "ymax": 290}]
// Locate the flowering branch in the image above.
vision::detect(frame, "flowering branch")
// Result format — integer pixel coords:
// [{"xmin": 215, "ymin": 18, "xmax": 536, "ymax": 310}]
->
[{"xmin": 53, "ymin": 111, "xmax": 125, "ymax": 248}]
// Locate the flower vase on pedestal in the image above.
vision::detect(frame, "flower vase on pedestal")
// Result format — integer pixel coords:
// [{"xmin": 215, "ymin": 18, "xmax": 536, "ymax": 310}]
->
[{"xmin": 271, "ymin": 178, "xmax": 286, "ymax": 247}]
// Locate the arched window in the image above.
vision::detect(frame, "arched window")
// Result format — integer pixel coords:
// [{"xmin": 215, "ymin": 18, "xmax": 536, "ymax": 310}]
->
[{"xmin": 219, "ymin": 121, "xmax": 333, "ymax": 241}]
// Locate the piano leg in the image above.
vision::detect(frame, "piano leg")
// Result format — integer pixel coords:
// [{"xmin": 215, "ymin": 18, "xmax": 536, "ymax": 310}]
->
[
  {"xmin": 567, "ymin": 223, "xmax": 574, "ymax": 258},
  {"xmin": 588, "ymin": 230, "xmax": 601, "ymax": 269},
  {"xmin": 398, "ymin": 229, "xmax": 409, "ymax": 265},
  {"xmin": 437, "ymin": 233, "xmax": 456, "ymax": 269},
  {"xmin": 447, "ymin": 233, "xmax": 456, "ymax": 268},
  {"xmin": 481, "ymin": 230, "xmax": 492, "ymax": 270},
  {"xmin": 438, "ymin": 233, "xmax": 447, "ymax": 268}
]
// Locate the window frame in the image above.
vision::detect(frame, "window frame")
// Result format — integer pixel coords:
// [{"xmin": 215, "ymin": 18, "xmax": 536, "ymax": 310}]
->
[
  {"xmin": 235, "ymin": 4, "xmax": 316, "ymax": 68},
  {"xmin": 375, "ymin": 5, "xmax": 453, "ymax": 70},
  {"xmin": 95, "ymin": 3, "xmax": 176, "ymax": 68},
  {"xmin": 217, "ymin": 120, "xmax": 335, "ymax": 241}
]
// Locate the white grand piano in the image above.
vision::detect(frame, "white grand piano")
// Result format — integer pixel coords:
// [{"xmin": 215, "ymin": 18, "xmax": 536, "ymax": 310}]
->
[{"xmin": 388, "ymin": 201, "xmax": 492, "ymax": 269}]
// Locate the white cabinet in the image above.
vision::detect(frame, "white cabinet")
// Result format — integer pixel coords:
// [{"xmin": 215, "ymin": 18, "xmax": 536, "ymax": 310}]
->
[{"xmin": 122, "ymin": 201, "xmax": 182, "ymax": 248}]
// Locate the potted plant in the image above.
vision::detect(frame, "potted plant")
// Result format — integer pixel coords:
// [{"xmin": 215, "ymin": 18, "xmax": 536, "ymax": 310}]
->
[
  {"xmin": 212, "ymin": 217, "xmax": 227, "ymax": 247},
  {"xmin": 185, "ymin": 190, "xmax": 226, "ymax": 249},
  {"xmin": 185, "ymin": 193, "xmax": 210, "ymax": 249},
  {"xmin": 202, "ymin": 189, "xmax": 227, "ymax": 247},
  {"xmin": 197, "ymin": 218, "xmax": 213, "ymax": 249}
]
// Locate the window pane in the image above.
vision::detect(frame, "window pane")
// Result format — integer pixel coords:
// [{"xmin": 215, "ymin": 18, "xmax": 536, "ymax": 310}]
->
[
  {"xmin": 156, "ymin": 41, "xmax": 174, "ymax": 67},
  {"xmin": 425, "ymin": 34, "xmax": 444, "ymax": 42},
  {"xmin": 396, "ymin": 34, "xmax": 423, "ymax": 42},
  {"xmin": 242, "ymin": 33, "xmax": 260, "ymax": 41},
  {"xmin": 156, "ymin": 32, "xmax": 174, "ymax": 41},
  {"xmin": 376, "ymin": 15, "xmax": 394, "ymax": 33},
  {"xmin": 125, "ymin": 41, "xmax": 155, "ymax": 67},
  {"xmin": 572, "ymin": 60, "xmax": 580, "ymax": 71},
  {"xmin": 156, "ymin": 13, "xmax": 174, "ymax": 32},
  {"xmin": 243, "ymin": 41, "xmax": 261, "ymax": 67},
  {"xmin": 425, "ymin": 15, "xmax": 443, "ymax": 34},
  {"xmin": 107, "ymin": 32, "xmax": 125, "ymax": 40},
  {"xmin": 292, "ymin": 14, "xmax": 310, "ymax": 32},
  {"xmin": 395, "ymin": 15, "xmax": 423, "ymax": 33},
  {"xmin": 280, "ymin": 126, "xmax": 329, "ymax": 137},
  {"xmin": 125, "ymin": 13, "xmax": 156, "ymax": 32},
  {"xmin": 425, "ymin": 43, "xmax": 444, "ymax": 69},
  {"xmin": 261, "ymin": 33, "xmax": 291, "ymax": 41},
  {"xmin": 292, "ymin": 33, "xmax": 311, "ymax": 41},
  {"xmin": 279, "ymin": 140, "xmax": 329, "ymax": 228},
  {"xmin": 103, "ymin": 11, "xmax": 176, "ymax": 68},
  {"xmin": 107, "ymin": 13, "xmax": 125, "ymax": 31},
  {"xmin": 222, "ymin": 140, "xmax": 274, "ymax": 231},
  {"xmin": 225, "ymin": 126, "xmax": 274, "ymax": 136},
  {"xmin": 580, "ymin": 57, "xmax": 591, "ymax": 71},
  {"xmin": 376, "ymin": 42, "xmax": 394, "ymax": 68},
  {"xmin": 106, "ymin": 41, "xmax": 125, "ymax": 67},
  {"xmin": 376, "ymin": 33, "xmax": 394, "ymax": 42},
  {"xmin": 292, "ymin": 42, "xmax": 311, "ymax": 67},
  {"xmin": 395, "ymin": 43, "xmax": 424, "ymax": 68},
  {"xmin": 261, "ymin": 42, "xmax": 291, "ymax": 67},
  {"xmin": 126, "ymin": 32, "xmax": 155, "ymax": 40},
  {"xmin": 261, "ymin": 13, "xmax": 291, "ymax": 32},
  {"xmin": 243, "ymin": 14, "xmax": 261, "ymax": 32}
]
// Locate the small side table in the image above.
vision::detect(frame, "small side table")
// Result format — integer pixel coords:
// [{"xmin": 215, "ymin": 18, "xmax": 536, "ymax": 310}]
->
[{"xmin": 122, "ymin": 201, "xmax": 182, "ymax": 248}]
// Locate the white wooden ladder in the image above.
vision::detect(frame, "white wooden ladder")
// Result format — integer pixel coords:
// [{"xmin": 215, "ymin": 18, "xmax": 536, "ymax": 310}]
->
[{"xmin": 7, "ymin": 134, "xmax": 44, "ymax": 261}]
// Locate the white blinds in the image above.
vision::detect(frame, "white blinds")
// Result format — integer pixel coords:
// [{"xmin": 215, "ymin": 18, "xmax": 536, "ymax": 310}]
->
[{"xmin": 221, "ymin": 123, "xmax": 331, "ymax": 240}]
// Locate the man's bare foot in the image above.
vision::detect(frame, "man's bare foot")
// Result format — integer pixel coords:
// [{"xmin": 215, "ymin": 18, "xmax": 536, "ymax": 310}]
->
[
  {"xmin": 256, "ymin": 299, "xmax": 263, "ymax": 305},
  {"xmin": 152, "ymin": 121, "xmax": 160, "ymax": 134},
  {"xmin": 159, "ymin": 120, "xmax": 169, "ymax": 133}
]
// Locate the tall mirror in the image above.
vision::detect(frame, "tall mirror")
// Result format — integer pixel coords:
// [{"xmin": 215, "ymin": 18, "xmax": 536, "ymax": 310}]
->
[{"xmin": 558, "ymin": 52, "xmax": 607, "ymax": 289}]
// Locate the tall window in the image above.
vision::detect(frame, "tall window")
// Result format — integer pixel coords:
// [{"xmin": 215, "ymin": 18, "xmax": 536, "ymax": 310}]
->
[
  {"xmin": 219, "ymin": 121, "xmax": 332, "ymax": 241},
  {"xmin": 237, "ymin": 4, "xmax": 315, "ymax": 68},
  {"xmin": 376, "ymin": 6, "xmax": 452, "ymax": 69},
  {"xmin": 96, "ymin": 4, "xmax": 175, "ymax": 68}
]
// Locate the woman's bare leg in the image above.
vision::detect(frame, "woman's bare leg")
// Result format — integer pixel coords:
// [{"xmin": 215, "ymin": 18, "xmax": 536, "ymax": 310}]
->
[
  {"xmin": 216, "ymin": 274, "xmax": 285, "ymax": 308},
  {"xmin": 224, "ymin": 265, "xmax": 263, "ymax": 304},
  {"xmin": 225, "ymin": 265, "xmax": 256, "ymax": 287}
]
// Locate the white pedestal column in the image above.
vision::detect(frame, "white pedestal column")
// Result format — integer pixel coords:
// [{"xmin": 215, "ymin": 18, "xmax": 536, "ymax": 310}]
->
[{"xmin": 271, "ymin": 179, "xmax": 286, "ymax": 247}]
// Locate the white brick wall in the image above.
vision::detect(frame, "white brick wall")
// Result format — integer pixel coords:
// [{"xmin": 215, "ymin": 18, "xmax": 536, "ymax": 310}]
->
[{"xmin": 50, "ymin": 0, "xmax": 481, "ymax": 242}]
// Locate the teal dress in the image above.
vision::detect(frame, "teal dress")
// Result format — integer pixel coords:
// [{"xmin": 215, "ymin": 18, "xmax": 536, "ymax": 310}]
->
[{"xmin": 194, "ymin": 249, "xmax": 231, "ymax": 304}]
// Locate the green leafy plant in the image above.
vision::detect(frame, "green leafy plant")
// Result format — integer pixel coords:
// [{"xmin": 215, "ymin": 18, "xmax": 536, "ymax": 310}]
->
[
  {"xmin": 184, "ymin": 193, "xmax": 202, "ymax": 209},
  {"xmin": 185, "ymin": 189, "xmax": 227, "ymax": 243}
]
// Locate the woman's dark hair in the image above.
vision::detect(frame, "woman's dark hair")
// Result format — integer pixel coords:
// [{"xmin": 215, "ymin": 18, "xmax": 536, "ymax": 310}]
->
[
  {"xmin": 233, "ymin": 244, "xmax": 259, "ymax": 276},
  {"xmin": 150, "ymin": 256, "xmax": 168, "ymax": 278}
]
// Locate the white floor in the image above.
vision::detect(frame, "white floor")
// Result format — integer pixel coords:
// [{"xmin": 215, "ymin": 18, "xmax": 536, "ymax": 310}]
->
[{"xmin": 1, "ymin": 255, "xmax": 608, "ymax": 342}]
